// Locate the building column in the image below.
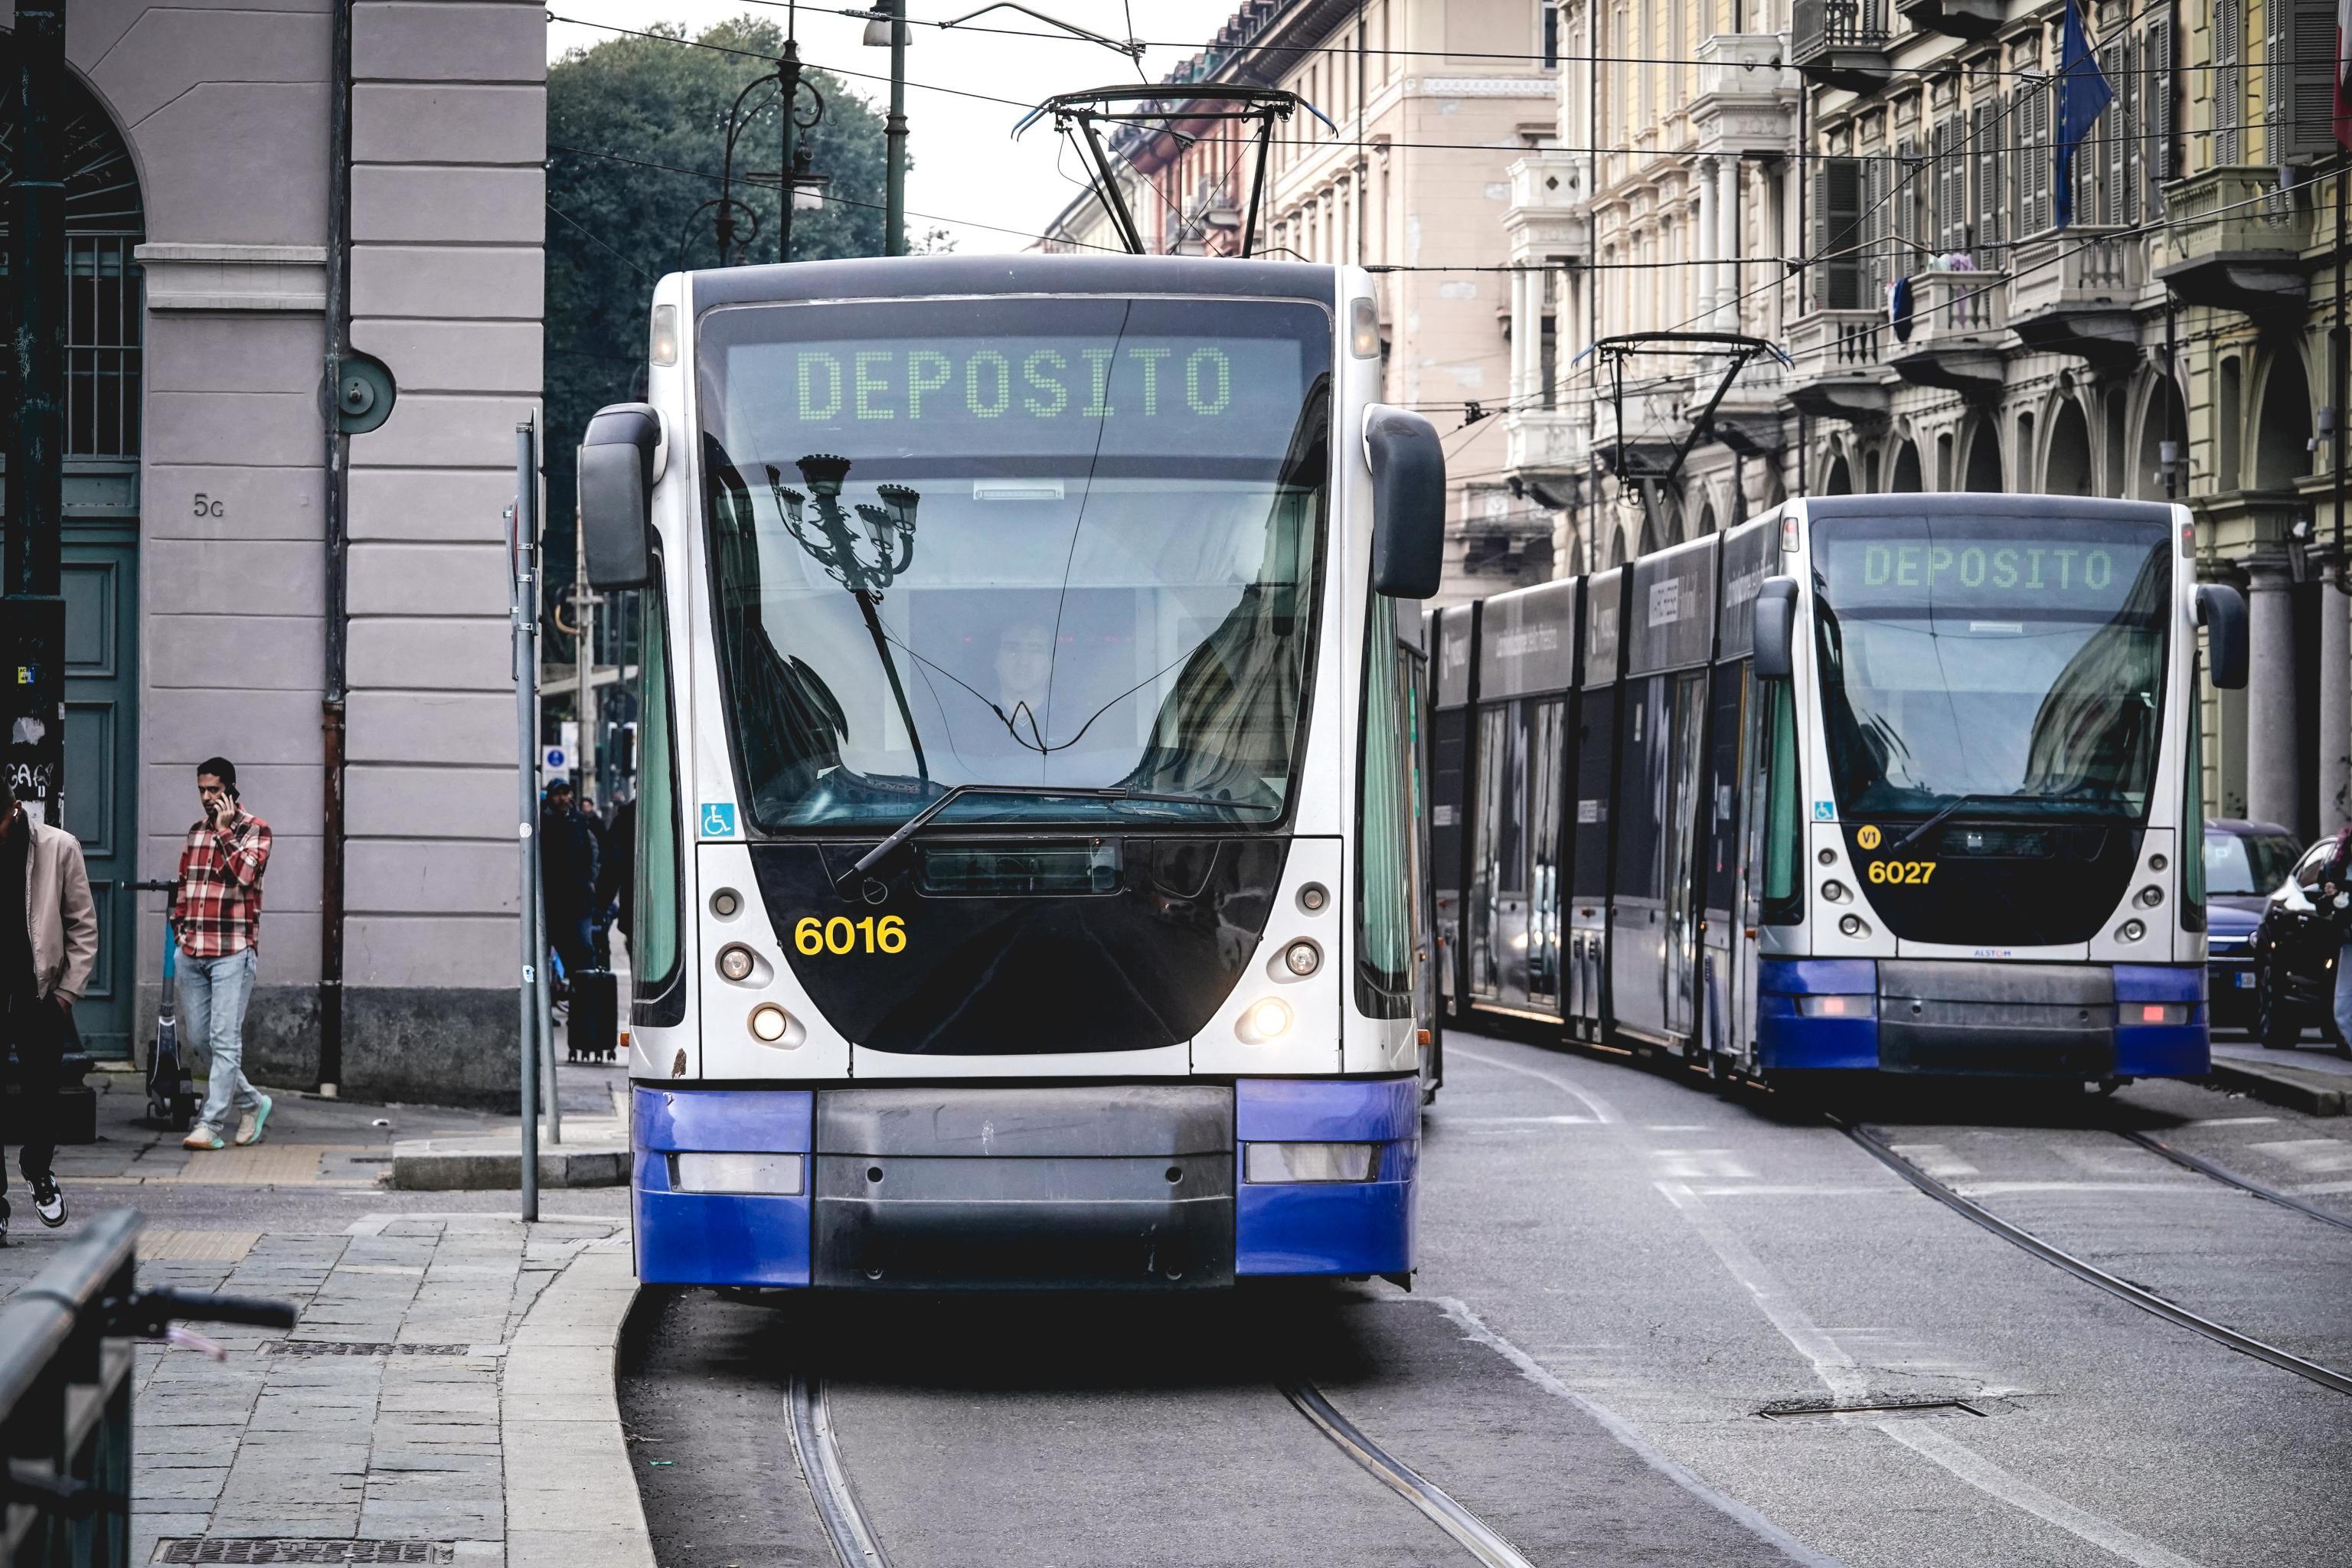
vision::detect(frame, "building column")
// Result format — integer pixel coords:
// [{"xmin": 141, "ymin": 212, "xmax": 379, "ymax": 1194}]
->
[
  {"xmin": 1717, "ymin": 158, "xmax": 1740, "ymax": 327},
  {"xmin": 1695, "ymin": 158, "xmax": 1718, "ymax": 332},
  {"xmin": 2321, "ymin": 564, "xmax": 2351, "ymax": 830},
  {"xmin": 1511, "ymin": 265, "xmax": 1534, "ymax": 403},
  {"xmin": 2244, "ymin": 554, "xmax": 2302, "ymax": 832}
]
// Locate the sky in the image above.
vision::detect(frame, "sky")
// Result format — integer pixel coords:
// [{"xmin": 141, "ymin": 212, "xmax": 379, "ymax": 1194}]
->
[{"xmin": 547, "ymin": 2, "xmax": 1248, "ymax": 255}]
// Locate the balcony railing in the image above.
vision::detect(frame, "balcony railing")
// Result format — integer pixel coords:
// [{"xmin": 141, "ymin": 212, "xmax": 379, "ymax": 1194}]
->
[
  {"xmin": 2155, "ymin": 166, "xmax": 2314, "ymax": 316},
  {"xmin": 1788, "ymin": 310, "xmax": 1884, "ymax": 378},
  {"xmin": 2011, "ymin": 229, "xmax": 2143, "ymax": 318},
  {"xmin": 1792, "ymin": 0, "xmax": 1891, "ymax": 55},
  {"xmin": 1504, "ymin": 405, "xmax": 1592, "ymax": 474},
  {"xmin": 1903, "ymin": 269, "xmax": 2007, "ymax": 348}
]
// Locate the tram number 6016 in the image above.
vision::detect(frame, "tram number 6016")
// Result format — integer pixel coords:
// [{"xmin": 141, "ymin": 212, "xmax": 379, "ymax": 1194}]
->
[
  {"xmin": 795, "ymin": 915, "xmax": 909, "ymax": 956},
  {"xmin": 1866, "ymin": 860, "xmax": 1936, "ymax": 885}
]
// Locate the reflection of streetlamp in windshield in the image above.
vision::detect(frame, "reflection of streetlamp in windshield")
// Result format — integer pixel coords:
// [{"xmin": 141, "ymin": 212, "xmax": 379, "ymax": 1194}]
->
[{"xmin": 768, "ymin": 454, "xmax": 929, "ymax": 783}]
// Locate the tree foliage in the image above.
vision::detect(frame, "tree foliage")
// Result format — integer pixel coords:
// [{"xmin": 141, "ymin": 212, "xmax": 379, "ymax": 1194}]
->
[{"xmin": 544, "ymin": 16, "xmax": 896, "ymax": 581}]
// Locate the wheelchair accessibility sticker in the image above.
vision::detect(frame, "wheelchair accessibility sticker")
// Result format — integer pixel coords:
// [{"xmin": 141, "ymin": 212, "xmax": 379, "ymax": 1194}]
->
[
  {"xmin": 1813, "ymin": 800, "xmax": 1836, "ymax": 822},
  {"xmin": 701, "ymin": 802, "xmax": 739, "ymax": 838}
]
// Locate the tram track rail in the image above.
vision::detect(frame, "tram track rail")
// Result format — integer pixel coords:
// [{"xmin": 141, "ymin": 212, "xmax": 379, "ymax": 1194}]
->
[
  {"xmin": 2112, "ymin": 1127, "xmax": 2352, "ymax": 1235},
  {"xmin": 1835, "ymin": 1116, "xmax": 2352, "ymax": 1399},
  {"xmin": 783, "ymin": 1364, "xmax": 1540, "ymax": 1568}
]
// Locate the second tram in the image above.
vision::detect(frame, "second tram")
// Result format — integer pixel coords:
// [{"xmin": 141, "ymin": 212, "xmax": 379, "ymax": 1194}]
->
[{"xmin": 1433, "ymin": 495, "xmax": 2249, "ymax": 1085}]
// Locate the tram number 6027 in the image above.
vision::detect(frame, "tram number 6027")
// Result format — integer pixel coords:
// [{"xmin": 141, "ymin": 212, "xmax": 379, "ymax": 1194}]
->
[
  {"xmin": 1866, "ymin": 860, "xmax": 1936, "ymax": 885},
  {"xmin": 795, "ymin": 915, "xmax": 909, "ymax": 956}
]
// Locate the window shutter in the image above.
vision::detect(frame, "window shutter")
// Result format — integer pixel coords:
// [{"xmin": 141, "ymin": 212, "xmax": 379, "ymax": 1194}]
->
[
  {"xmin": 2276, "ymin": 0, "xmax": 2340, "ymax": 163},
  {"xmin": 2030, "ymin": 82, "xmax": 2054, "ymax": 236},
  {"xmin": 2147, "ymin": 19, "xmax": 2173, "ymax": 209},
  {"xmin": 1864, "ymin": 150, "xmax": 1891, "ymax": 301},
  {"xmin": 1972, "ymin": 96, "xmax": 2005, "ymax": 256},
  {"xmin": 2118, "ymin": 32, "xmax": 2140, "ymax": 225},
  {"xmin": 2099, "ymin": 36, "xmax": 2128, "ymax": 227},
  {"xmin": 1936, "ymin": 117, "xmax": 1967, "ymax": 250},
  {"xmin": 1813, "ymin": 158, "xmax": 1864, "ymax": 312},
  {"xmin": 1893, "ymin": 136, "xmax": 1919, "ymax": 276},
  {"xmin": 2215, "ymin": 0, "xmax": 2242, "ymax": 167}
]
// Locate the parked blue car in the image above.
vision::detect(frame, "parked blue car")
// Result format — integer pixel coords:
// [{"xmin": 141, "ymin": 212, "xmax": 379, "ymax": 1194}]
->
[{"xmin": 2203, "ymin": 820, "xmax": 2301, "ymax": 1030}]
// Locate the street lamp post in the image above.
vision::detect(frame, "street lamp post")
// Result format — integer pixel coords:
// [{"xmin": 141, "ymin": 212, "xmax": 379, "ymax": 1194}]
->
[{"xmin": 865, "ymin": 2, "xmax": 909, "ymax": 253}]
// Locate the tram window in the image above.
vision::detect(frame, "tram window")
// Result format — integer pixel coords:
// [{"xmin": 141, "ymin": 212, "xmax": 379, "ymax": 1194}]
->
[
  {"xmin": 1570, "ymin": 688, "xmax": 1617, "ymax": 899},
  {"xmin": 2182, "ymin": 671, "xmax": 2207, "ymax": 926},
  {"xmin": 1760, "ymin": 681, "xmax": 1802, "ymax": 921},
  {"xmin": 632, "ymin": 565, "xmax": 685, "ymax": 1019},
  {"xmin": 1615, "ymin": 675, "xmax": 1670, "ymax": 903},
  {"xmin": 1357, "ymin": 592, "xmax": 1415, "ymax": 1018},
  {"xmin": 1703, "ymin": 670, "xmax": 1744, "ymax": 913}
]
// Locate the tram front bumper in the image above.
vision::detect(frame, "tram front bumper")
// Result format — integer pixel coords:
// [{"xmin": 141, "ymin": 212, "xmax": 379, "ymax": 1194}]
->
[
  {"xmin": 631, "ymin": 1079, "xmax": 1417, "ymax": 1289},
  {"xmin": 1757, "ymin": 959, "xmax": 2208, "ymax": 1078}
]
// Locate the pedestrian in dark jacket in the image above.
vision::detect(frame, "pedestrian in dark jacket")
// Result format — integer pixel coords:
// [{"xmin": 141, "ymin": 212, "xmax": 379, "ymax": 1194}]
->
[
  {"xmin": 2321, "ymin": 827, "xmax": 2352, "ymax": 1045},
  {"xmin": 598, "ymin": 797, "xmax": 638, "ymax": 949},
  {"xmin": 540, "ymin": 779, "xmax": 599, "ymax": 985},
  {"xmin": 0, "ymin": 786, "xmax": 96, "ymax": 1241}
]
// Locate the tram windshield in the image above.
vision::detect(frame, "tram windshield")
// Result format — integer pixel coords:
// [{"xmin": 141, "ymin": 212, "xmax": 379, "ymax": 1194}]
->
[
  {"xmin": 695, "ymin": 295, "xmax": 1332, "ymax": 830},
  {"xmin": 1810, "ymin": 513, "xmax": 2172, "ymax": 821}
]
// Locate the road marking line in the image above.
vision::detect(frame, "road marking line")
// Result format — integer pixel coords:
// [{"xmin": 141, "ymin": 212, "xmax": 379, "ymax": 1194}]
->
[
  {"xmin": 2187, "ymin": 1116, "xmax": 2279, "ymax": 1125},
  {"xmin": 1877, "ymin": 1423, "xmax": 2203, "ymax": 1568},
  {"xmin": 2246, "ymin": 1138, "xmax": 2352, "ymax": 1175},
  {"xmin": 1888, "ymin": 1144, "xmax": 1978, "ymax": 1178},
  {"xmin": 1431, "ymin": 1295, "xmax": 1847, "ymax": 1568},
  {"xmin": 1449, "ymin": 1045, "xmax": 1622, "ymax": 1123},
  {"xmin": 1443, "ymin": 1115, "xmax": 1606, "ymax": 1126},
  {"xmin": 1655, "ymin": 1179, "xmax": 2212, "ymax": 1568},
  {"xmin": 1652, "ymin": 1149, "xmax": 1756, "ymax": 1180}
]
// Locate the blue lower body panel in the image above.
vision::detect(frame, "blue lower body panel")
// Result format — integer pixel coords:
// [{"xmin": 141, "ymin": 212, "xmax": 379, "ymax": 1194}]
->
[
  {"xmin": 1756, "ymin": 959, "xmax": 1880, "ymax": 1070},
  {"xmin": 631, "ymin": 1079, "xmax": 1419, "ymax": 1287},
  {"xmin": 633, "ymin": 1087, "xmax": 813, "ymax": 1286},
  {"xmin": 1234, "ymin": 1077, "xmax": 1419, "ymax": 1277}
]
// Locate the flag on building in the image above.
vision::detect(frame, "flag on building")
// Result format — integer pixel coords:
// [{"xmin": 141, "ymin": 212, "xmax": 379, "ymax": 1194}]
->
[
  {"xmin": 2337, "ymin": 0, "xmax": 2352, "ymax": 149},
  {"xmin": 2053, "ymin": 0, "xmax": 2112, "ymax": 230}
]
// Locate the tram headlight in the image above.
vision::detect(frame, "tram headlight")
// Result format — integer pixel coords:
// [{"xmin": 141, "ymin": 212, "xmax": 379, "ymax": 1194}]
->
[
  {"xmin": 1237, "ymin": 996, "xmax": 1294, "ymax": 1044},
  {"xmin": 1282, "ymin": 939, "xmax": 1323, "ymax": 977},
  {"xmin": 649, "ymin": 302, "xmax": 678, "ymax": 366},
  {"xmin": 2117, "ymin": 920, "xmax": 2147, "ymax": 943},
  {"xmin": 2135, "ymin": 885, "xmax": 2165, "ymax": 908},
  {"xmin": 717, "ymin": 944, "xmax": 756, "ymax": 982},
  {"xmin": 1838, "ymin": 913, "xmax": 1869, "ymax": 938},
  {"xmin": 748, "ymin": 1003, "xmax": 793, "ymax": 1043},
  {"xmin": 710, "ymin": 888, "xmax": 742, "ymax": 918},
  {"xmin": 1298, "ymin": 883, "xmax": 1331, "ymax": 913},
  {"xmin": 1821, "ymin": 880, "xmax": 1850, "ymax": 903}
]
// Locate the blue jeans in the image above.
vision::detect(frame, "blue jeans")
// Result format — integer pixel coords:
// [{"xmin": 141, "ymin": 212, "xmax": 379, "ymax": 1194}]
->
[{"xmin": 181, "ymin": 947, "xmax": 263, "ymax": 1132}]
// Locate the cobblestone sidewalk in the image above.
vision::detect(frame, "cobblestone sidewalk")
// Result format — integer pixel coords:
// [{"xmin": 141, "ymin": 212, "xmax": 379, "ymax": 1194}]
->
[{"xmin": 0, "ymin": 1067, "xmax": 641, "ymax": 1567}]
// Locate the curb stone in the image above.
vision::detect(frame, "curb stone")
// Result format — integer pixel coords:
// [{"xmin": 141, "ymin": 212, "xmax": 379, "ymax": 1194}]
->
[
  {"xmin": 2207, "ymin": 1058, "xmax": 2346, "ymax": 1116},
  {"xmin": 500, "ymin": 1236, "xmax": 653, "ymax": 1568}
]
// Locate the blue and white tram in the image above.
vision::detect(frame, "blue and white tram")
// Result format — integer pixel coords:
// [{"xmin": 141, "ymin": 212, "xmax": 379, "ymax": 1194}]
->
[
  {"xmin": 577, "ymin": 256, "xmax": 1447, "ymax": 1289},
  {"xmin": 1436, "ymin": 495, "xmax": 2249, "ymax": 1086}
]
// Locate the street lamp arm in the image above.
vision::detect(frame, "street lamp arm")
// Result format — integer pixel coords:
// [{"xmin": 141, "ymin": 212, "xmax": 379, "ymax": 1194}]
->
[{"xmin": 936, "ymin": 3, "xmax": 1144, "ymax": 58}]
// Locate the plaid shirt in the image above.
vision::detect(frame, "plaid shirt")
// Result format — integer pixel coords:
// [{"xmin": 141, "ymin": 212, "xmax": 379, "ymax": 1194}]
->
[{"xmin": 173, "ymin": 808, "xmax": 272, "ymax": 959}]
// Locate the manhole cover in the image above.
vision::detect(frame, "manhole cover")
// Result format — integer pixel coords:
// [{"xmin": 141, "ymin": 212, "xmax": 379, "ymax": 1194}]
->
[
  {"xmin": 155, "ymin": 1544, "xmax": 454, "ymax": 1564},
  {"xmin": 1757, "ymin": 1394, "xmax": 1981, "ymax": 1421},
  {"xmin": 256, "ymin": 1341, "xmax": 474, "ymax": 1357}
]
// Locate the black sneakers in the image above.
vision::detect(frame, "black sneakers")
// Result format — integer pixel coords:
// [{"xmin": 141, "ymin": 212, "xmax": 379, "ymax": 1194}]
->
[{"xmin": 29, "ymin": 1174, "xmax": 64, "ymax": 1229}]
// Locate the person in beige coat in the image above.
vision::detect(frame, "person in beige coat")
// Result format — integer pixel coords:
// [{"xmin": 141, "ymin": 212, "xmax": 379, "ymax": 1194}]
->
[{"xmin": 2, "ymin": 787, "xmax": 96, "ymax": 1241}]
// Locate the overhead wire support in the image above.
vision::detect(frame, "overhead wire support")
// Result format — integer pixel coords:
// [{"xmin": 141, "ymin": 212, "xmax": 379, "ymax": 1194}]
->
[
  {"xmin": 1014, "ymin": 85, "xmax": 1331, "ymax": 257},
  {"xmin": 1572, "ymin": 332, "xmax": 1793, "ymax": 534}
]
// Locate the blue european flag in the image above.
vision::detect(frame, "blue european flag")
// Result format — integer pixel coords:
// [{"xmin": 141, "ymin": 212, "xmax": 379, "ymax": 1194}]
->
[{"xmin": 2053, "ymin": 0, "xmax": 2112, "ymax": 231}]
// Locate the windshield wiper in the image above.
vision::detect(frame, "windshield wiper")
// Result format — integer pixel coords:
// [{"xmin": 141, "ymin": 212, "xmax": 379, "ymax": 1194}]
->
[
  {"xmin": 1886, "ymin": 786, "xmax": 2132, "ymax": 854},
  {"xmin": 833, "ymin": 782, "xmax": 1275, "ymax": 894}
]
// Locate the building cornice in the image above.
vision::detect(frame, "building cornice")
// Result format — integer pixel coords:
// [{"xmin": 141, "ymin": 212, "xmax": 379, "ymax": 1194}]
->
[{"xmin": 136, "ymin": 243, "xmax": 328, "ymax": 313}]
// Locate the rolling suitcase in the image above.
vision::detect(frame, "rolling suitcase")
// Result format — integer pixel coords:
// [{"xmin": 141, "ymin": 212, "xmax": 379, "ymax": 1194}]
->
[{"xmin": 568, "ymin": 967, "xmax": 619, "ymax": 1061}]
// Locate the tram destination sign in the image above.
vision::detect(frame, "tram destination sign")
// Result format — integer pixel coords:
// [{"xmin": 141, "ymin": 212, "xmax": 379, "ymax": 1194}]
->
[{"xmin": 1814, "ymin": 517, "xmax": 2171, "ymax": 616}]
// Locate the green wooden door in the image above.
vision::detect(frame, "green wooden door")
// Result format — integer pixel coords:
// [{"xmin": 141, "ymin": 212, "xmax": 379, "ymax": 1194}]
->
[{"xmin": 61, "ymin": 522, "xmax": 139, "ymax": 1059}]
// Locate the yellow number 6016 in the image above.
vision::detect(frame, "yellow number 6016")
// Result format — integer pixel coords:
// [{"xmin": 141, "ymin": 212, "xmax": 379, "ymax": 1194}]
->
[{"xmin": 795, "ymin": 913, "xmax": 907, "ymax": 955}]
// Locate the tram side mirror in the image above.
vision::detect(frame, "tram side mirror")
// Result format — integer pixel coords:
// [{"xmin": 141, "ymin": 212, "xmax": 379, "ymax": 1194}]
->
[
  {"xmin": 578, "ymin": 403, "xmax": 662, "ymax": 591},
  {"xmin": 1364, "ymin": 406, "xmax": 1446, "ymax": 599},
  {"xmin": 2197, "ymin": 583, "xmax": 2248, "ymax": 690},
  {"xmin": 1753, "ymin": 576, "xmax": 1800, "ymax": 680}
]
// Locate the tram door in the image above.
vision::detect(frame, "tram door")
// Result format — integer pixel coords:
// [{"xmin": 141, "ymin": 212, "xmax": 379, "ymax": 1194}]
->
[
  {"xmin": 1661, "ymin": 671, "xmax": 1710, "ymax": 1040},
  {"xmin": 1612, "ymin": 673, "xmax": 1672, "ymax": 1039},
  {"xmin": 1468, "ymin": 702, "xmax": 1527, "ymax": 1005},
  {"xmin": 1526, "ymin": 697, "xmax": 1566, "ymax": 1011},
  {"xmin": 1700, "ymin": 665, "xmax": 1749, "ymax": 1063},
  {"xmin": 1570, "ymin": 570, "xmax": 1623, "ymax": 1043}
]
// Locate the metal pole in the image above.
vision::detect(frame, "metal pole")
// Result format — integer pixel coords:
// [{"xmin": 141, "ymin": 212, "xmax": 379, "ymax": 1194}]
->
[
  {"xmin": 4, "ymin": 0, "xmax": 68, "ymax": 828},
  {"xmin": 574, "ymin": 577, "xmax": 596, "ymax": 806},
  {"xmin": 512, "ymin": 427, "xmax": 540, "ymax": 1223},
  {"xmin": 780, "ymin": 41, "xmax": 801, "ymax": 264},
  {"xmin": 885, "ymin": 0, "xmax": 908, "ymax": 255}
]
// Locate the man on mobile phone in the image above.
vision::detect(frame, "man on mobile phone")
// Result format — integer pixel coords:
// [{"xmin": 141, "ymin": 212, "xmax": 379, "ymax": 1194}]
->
[
  {"xmin": 172, "ymin": 758, "xmax": 274, "ymax": 1152},
  {"xmin": 0, "ymin": 782, "xmax": 96, "ymax": 1241}
]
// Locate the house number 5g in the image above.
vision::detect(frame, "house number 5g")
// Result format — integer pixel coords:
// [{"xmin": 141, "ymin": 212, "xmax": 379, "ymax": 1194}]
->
[{"xmin": 192, "ymin": 494, "xmax": 226, "ymax": 518}]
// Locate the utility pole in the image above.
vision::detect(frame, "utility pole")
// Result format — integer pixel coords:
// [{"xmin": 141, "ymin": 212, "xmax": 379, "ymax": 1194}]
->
[
  {"xmin": 572, "ymin": 574, "xmax": 599, "ymax": 805},
  {"xmin": 884, "ymin": 0, "xmax": 908, "ymax": 254},
  {"xmin": 780, "ymin": 38, "xmax": 802, "ymax": 264},
  {"xmin": 4, "ymin": 1, "xmax": 67, "ymax": 827}
]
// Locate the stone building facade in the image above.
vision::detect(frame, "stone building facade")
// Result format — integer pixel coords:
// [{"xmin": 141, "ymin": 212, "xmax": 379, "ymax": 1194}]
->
[
  {"xmin": 1501, "ymin": 0, "xmax": 2350, "ymax": 843},
  {"xmin": 1040, "ymin": 0, "xmax": 1562, "ymax": 606},
  {"xmin": 8, "ymin": 0, "xmax": 545, "ymax": 1101}
]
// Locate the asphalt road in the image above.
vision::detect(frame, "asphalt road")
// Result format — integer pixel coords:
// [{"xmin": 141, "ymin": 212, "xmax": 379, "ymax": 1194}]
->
[{"xmin": 619, "ymin": 1036, "xmax": 2352, "ymax": 1567}]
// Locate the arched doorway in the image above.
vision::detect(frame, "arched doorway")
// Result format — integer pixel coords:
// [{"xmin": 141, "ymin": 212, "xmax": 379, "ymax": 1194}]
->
[
  {"xmin": 1824, "ymin": 452, "xmax": 1854, "ymax": 495},
  {"xmin": 1890, "ymin": 440, "xmax": 1923, "ymax": 492},
  {"xmin": 1606, "ymin": 522, "xmax": 1629, "ymax": 567},
  {"xmin": 2254, "ymin": 351, "xmax": 2314, "ymax": 491},
  {"xmin": 1962, "ymin": 423, "xmax": 2002, "ymax": 492},
  {"xmin": 2045, "ymin": 397, "xmax": 2094, "ymax": 495},
  {"xmin": 0, "ymin": 52, "xmax": 146, "ymax": 1058}
]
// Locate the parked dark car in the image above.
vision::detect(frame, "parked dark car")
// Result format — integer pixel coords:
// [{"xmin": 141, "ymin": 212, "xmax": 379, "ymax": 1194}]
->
[
  {"xmin": 2250, "ymin": 831, "xmax": 2352, "ymax": 1050},
  {"xmin": 2203, "ymin": 820, "xmax": 2301, "ymax": 1027}
]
